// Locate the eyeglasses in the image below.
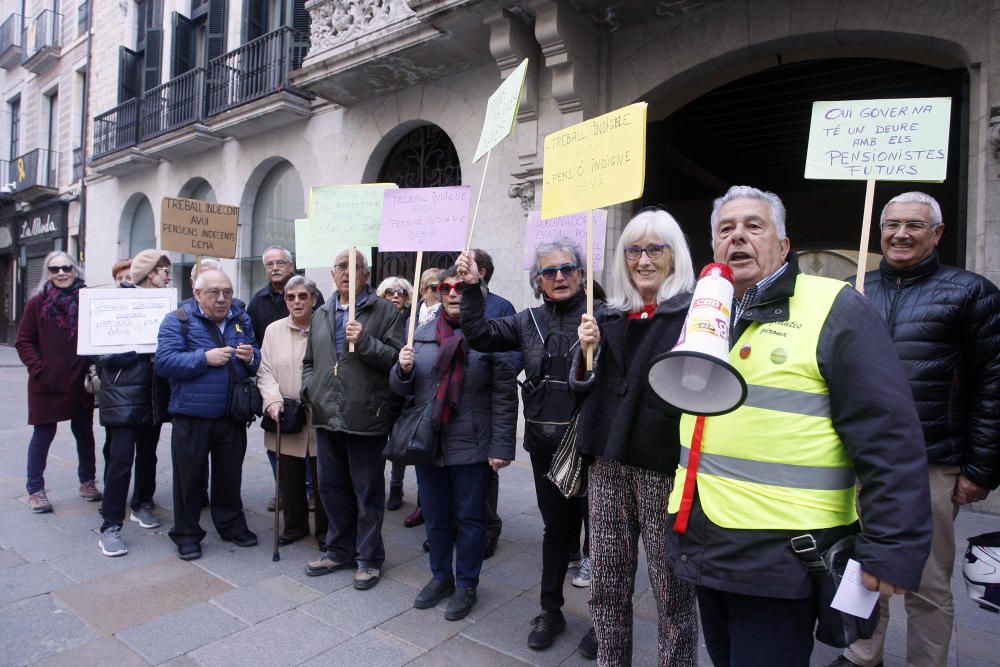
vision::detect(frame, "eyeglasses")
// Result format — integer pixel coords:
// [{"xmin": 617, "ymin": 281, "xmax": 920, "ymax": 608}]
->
[
  {"xmin": 383, "ymin": 288, "xmax": 408, "ymax": 297},
  {"xmin": 539, "ymin": 263, "xmax": 579, "ymax": 281},
  {"xmin": 47, "ymin": 265, "xmax": 74, "ymax": 274},
  {"xmin": 880, "ymin": 219, "xmax": 936, "ymax": 233},
  {"xmin": 265, "ymin": 259, "xmax": 290, "ymax": 268},
  {"xmin": 624, "ymin": 244, "xmax": 669, "ymax": 261},
  {"xmin": 437, "ymin": 282, "xmax": 465, "ymax": 296},
  {"xmin": 284, "ymin": 292, "xmax": 311, "ymax": 302},
  {"xmin": 202, "ymin": 288, "xmax": 234, "ymax": 299}
]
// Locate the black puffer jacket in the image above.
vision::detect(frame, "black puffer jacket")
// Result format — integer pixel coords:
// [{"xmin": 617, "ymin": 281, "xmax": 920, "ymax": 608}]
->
[
  {"xmin": 460, "ymin": 285, "xmax": 586, "ymax": 451},
  {"xmin": 862, "ymin": 252, "xmax": 1000, "ymax": 489},
  {"xmin": 569, "ymin": 291, "xmax": 692, "ymax": 475},
  {"xmin": 98, "ymin": 352, "xmax": 166, "ymax": 427}
]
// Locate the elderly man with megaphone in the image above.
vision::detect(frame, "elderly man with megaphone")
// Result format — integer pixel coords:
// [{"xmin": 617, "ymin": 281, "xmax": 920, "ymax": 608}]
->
[{"xmin": 661, "ymin": 185, "xmax": 932, "ymax": 667}]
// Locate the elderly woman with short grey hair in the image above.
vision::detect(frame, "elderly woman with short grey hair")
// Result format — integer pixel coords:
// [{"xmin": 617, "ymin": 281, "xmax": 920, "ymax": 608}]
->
[
  {"xmin": 257, "ymin": 275, "xmax": 329, "ymax": 548},
  {"xmin": 15, "ymin": 251, "xmax": 99, "ymax": 514},
  {"xmin": 574, "ymin": 208, "xmax": 699, "ymax": 666},
  {"xmin": 457, "ymin": 240, "xmax": 596, "ymax": 657}
]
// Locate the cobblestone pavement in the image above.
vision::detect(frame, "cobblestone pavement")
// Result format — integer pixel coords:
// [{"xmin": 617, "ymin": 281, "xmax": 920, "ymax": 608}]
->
[{"xmin": 1, "ymin": 344, "xmax": 998, "ymax": 666}]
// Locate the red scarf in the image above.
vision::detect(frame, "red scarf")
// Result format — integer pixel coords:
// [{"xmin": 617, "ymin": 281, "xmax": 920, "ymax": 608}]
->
[
  {"xmin": 432, "ymin": 311, "xmax": 467, "ymax": 428},
  {"xmin": 628, "ymin": 303, "xmax": 657, "ymax": 320}
]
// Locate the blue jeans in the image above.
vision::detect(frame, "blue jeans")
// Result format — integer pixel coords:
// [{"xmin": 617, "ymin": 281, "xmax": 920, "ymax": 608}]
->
[
  {"xmin": 316, "ymin": 430, "xmax": 386, "ymax": 568},
  {"xmin": 26, "ymin": 407, "xmax": 96, "ymax": 494},
  {"xmin": 416, "ymin": 461, "xmax": 491, "ymax": 589}
]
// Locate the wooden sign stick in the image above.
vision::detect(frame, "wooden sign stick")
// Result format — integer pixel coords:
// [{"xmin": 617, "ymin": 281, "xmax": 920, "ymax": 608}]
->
[
  {"xmin": 853, "ymin": 179, "xmax": 877, "ymax": 295},
  {"xmin": 586, "ymin": 209, "xmax": 594, "ymax": 371},
  {"xmin": 465, "ymin": 150, "xmax": 492, "ymax": 251},
  {"xmin": 348, "ymin": 246, "xmax": 357, "ymax": 353},
  {"xmin": 407, "ymin": 251, "xmax": 424, "ymax": 347}
]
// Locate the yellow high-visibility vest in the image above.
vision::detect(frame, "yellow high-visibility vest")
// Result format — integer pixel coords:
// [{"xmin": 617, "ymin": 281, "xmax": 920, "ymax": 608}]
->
[{"xmin": 668, "ymin": 274, "xmax": 858, "ymax": 530}]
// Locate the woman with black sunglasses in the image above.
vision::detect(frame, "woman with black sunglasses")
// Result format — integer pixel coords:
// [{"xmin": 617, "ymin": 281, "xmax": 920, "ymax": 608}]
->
[
  {"xmin": 573, "ymin": 208, "xmax": 699, "ymax": 666},
  {"xmin": 391, "ymin": 266, "xmax": 517, "ymax": 622},
  {"xmin": 456, "ymin": 240, "xmax": 598, "ymax": 658},
  {"xmin": 15, "ymin": 251, "xmax": 99, "ymax": 514}
]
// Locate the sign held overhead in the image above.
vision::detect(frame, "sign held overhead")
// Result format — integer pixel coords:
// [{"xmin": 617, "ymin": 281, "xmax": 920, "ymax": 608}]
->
[
  {"xmin": 474, "ymin": 59, "xmax": 529, "ymax": 163},
  {"xmin": 160, "ymin": 197, "xmax": 239, "ymax": 258},
  {"xmin": 804, "ymin": 97, "xmax": 951, "ymax": 182},
  {"xmin": 541, "ymin": 102, "xmax": 648, "ymax": 219}
]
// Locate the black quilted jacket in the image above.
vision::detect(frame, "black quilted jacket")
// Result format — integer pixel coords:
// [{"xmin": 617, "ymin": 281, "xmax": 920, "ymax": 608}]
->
[{"xmin": 862, "ymin": 252, "xmax": 1000, "ymax": 489}]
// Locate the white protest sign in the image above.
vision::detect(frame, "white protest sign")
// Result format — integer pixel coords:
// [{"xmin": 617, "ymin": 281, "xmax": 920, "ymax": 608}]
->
[
  {"xmin": 473, "ymin": 58, "xmax": 529, "ymax": 162},
  {"xmin": 523, "ymin": 210, "xmax": 607, "ymax": 270},
  {"xmin": 805, "ymin": 97, "xmax": 951, "ymax": 181},
  {"xmin": 77, "ymin": 288, "xmax": 177, "ymax": 355}
]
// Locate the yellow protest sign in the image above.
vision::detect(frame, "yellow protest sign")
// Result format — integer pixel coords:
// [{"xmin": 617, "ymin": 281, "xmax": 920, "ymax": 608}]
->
[
  {"xmin": 160, "ymin": 197, "xmax": 239, "ymax": 258},
  {"xmin": 805, "ymin": 97, "xmax": 951, "ymax": 182},
  {"xmin": 474, "ymin": 59, "xmax": 529, "ymax": 163},
  {"xmin": 540, "ymin": 103, "xmax": 647, "ymax": 219}
]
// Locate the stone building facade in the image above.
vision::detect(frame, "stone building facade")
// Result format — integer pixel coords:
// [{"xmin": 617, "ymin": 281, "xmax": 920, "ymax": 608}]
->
[
  {"xmin": 82, "ymin": 0, "xmax": 999, "ymax": 312},
  {"xmin": 0, "ymin": 0, "xmax": 91, "ymax": 343}
]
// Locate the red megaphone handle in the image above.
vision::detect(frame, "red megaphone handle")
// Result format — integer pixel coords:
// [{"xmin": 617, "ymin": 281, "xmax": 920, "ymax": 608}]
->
[{"xmin": 673, "ymin": 415, "xmax": 706, "ymax": 534}]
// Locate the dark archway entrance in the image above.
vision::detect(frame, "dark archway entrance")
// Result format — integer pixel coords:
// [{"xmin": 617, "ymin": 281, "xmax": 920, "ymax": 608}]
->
[
  {"xmin": 374, "ymin": 124, "xmax": 462, "ymax": 284},
  {"xmin": 642, "ymin": 58, "xmax": 967, "ymax": 275}
]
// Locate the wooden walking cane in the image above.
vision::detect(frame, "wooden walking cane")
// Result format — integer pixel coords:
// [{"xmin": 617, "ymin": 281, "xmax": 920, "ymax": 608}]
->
[{"xmin": 272, "ymin": 417, "xmax": 282, "ymax": 562}]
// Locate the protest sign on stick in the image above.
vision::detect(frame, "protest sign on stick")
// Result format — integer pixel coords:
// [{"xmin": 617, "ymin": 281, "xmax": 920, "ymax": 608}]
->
[
  {"xmin": 804, "ymin": 97, "xmax": 951, "ymax": 293},
  {"xmin": 297, "ymin": 184, "xmax": 396, "ymax": 351},
  {"xmin": 379, "ymin": 186, "xmax": 471, "ymax": 345},
  {"xmin": 160, "ymin": 197, "xmax": 239, "ymax": 258},
  {"xmin": 541, "ymin": 102, "xmax": 648, "ymax": 368},
  {"xmin": 77, "ymin": 288, "xmax": 177, "ymax": 355},
  {"xmin": 523, "ymin": 209, "xmax": 607, "ymax": 270},
  {"xmin": 467, "ymin": 59, "xmax": 529, "ymax": 249}
]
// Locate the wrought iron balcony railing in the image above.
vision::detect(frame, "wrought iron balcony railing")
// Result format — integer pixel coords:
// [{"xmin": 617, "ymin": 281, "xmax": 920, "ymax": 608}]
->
[
  {"xmin": 22, "ymin": 9, "xmax": 61, "ymax": 59},
  {"xmin": 93, "ymin": 98, "xmax": 141, "ymax": 160},
  {"xmin": 9, "ymin": 147, "xmax": 59, "ymax": 192},
  {"xmin": 206, "ymin": 26, "xmax": 309, "ymax": 117},
  {"xmin": 140, "ymin": 68, "xmax": 206, "ymax": 141},
  {"xmin": 0, "ymin": 13, "xmax": 21, "ymax": 57}
]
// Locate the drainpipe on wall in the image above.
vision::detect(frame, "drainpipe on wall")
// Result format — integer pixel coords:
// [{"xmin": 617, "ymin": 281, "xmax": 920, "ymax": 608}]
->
[{"xmin": 78, "ymin": 0, "xmax": 93, "ymax": 266}]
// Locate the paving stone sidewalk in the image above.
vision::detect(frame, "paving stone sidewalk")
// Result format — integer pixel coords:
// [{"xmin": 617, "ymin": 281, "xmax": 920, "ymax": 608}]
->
[{"xmin": 1, "ymin": 344, "xmax": 998, "ymax": 666}]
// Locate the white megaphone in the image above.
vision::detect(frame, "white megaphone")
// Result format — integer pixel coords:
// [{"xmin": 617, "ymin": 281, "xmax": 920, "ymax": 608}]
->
[{"xmin": 647, "ymin": 263, "xmax": 747, "ymax": 416}]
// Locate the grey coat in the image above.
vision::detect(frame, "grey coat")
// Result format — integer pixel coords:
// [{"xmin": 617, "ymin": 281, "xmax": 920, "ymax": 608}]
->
[
  {"xmin": 389, "ymin": 318, "xmax": 518, "ymax": 466},
  {"xmin": 302, "ymin": 287, "xmax": 404, "ymax": 436}
]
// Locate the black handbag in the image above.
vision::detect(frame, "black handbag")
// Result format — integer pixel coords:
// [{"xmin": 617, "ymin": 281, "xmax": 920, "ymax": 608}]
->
[
  {"xmin": 545, "ymin": 409, "xmax": 587, "ymax": 498},
  {"xmin": 383, "ymin": 394, "xmax": 438, "ymax": 466},
  {"xmin": 791, "ymin": 533, "xmax": 880, "ymax": 648},
  {"xmin": 261, "ymin": 397, "xmax": 306, "ymax": 435}
]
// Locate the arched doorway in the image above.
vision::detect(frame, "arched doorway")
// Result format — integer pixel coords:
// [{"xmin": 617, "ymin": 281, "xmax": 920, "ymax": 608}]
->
[
  {"xmin": 248, "ymin": 160, "xmax": 305, "ymax": 292},
  {"xmin": 374, "ymin": 124, "xmax": 462, "ymax": 283},
  {"xmin": 128, "ymin": 196, "xmax": 157, "ymax": 257},
  {"xmin": 641, "ymin": 58, "xmax": 967, "ymax": 275}
]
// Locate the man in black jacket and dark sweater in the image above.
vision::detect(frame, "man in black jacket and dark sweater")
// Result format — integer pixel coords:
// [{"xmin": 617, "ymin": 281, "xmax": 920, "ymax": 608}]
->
[{"xmin": 835, "ymin": 192, "xmax": 1000, "ymax": 667}]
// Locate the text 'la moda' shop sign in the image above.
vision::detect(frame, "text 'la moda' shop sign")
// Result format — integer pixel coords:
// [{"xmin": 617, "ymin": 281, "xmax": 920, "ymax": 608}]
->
[{"xmin": 17, "ymin": 204, "xmax": 66, "ymax": 242}]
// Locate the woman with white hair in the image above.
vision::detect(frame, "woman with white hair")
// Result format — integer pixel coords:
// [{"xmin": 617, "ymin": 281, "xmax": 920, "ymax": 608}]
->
[
  {"xmin": 573, "ymin": 208, "xmax": 699, "ymax": 666},
  {"xmin": 15, "ymin": 251, "xmax": 99, "ymax": 514}
]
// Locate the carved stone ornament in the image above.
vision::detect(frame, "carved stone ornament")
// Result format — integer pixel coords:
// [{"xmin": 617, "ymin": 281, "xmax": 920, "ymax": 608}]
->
[
  {"xmin": 508, "ymin": 181, "xmax": 535, "ymax": 215},
  {"xmin": 308, "ymin": 0, "xmax": 416, "ymax": 53}
]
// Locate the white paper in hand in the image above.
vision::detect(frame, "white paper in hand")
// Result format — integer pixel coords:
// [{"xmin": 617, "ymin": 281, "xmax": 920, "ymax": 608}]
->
[{"xmin": 830, "ymin": 558, "xmax": 880, "ymax": 618}]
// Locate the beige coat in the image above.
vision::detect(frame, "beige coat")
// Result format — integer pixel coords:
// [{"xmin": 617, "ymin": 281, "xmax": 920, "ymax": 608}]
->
[{"xmin": 256, "ymin": 316, "xmax": 316, "ymax": 458}]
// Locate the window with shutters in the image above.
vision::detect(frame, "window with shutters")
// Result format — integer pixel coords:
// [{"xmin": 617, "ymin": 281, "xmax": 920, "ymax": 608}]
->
[{"xmin": 126, "ymin": 0, "xmax": 163, "ymax": 98}]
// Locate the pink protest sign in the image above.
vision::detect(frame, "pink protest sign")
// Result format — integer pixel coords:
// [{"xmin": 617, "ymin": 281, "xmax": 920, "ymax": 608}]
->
[
  {"xmin": 523, "ymin": 209, "xmax": 607, "ymax": 270},
  {"xmin": 379, "ymin": 186, "xmax": 471, "ymax": 251}
]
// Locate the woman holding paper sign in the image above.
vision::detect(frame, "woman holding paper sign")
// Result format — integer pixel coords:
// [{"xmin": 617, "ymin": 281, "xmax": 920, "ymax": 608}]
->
[
  {"xmin": 573, "ymin": 208, "xmax": 699, "ymax": 666},
  {"xmin": 457, "ymin": 241, "xmax": 596, "ymax": 656},
  {"xmin": 15, "ymin": 251, "xmax": 99, "ymax": 515},
  {"xmin": 390, "ymin": 266, "xmax": 517, "ymax": 622},
  {"xmin": 94, "ymin": 249, "xmax": 173, "ymax": 557}
]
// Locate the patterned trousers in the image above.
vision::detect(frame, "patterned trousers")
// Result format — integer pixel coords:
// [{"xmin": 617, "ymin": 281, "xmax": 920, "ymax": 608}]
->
[{"xmin": 588, "ymin": 458, "xmax": 699, "ymax": 666}]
